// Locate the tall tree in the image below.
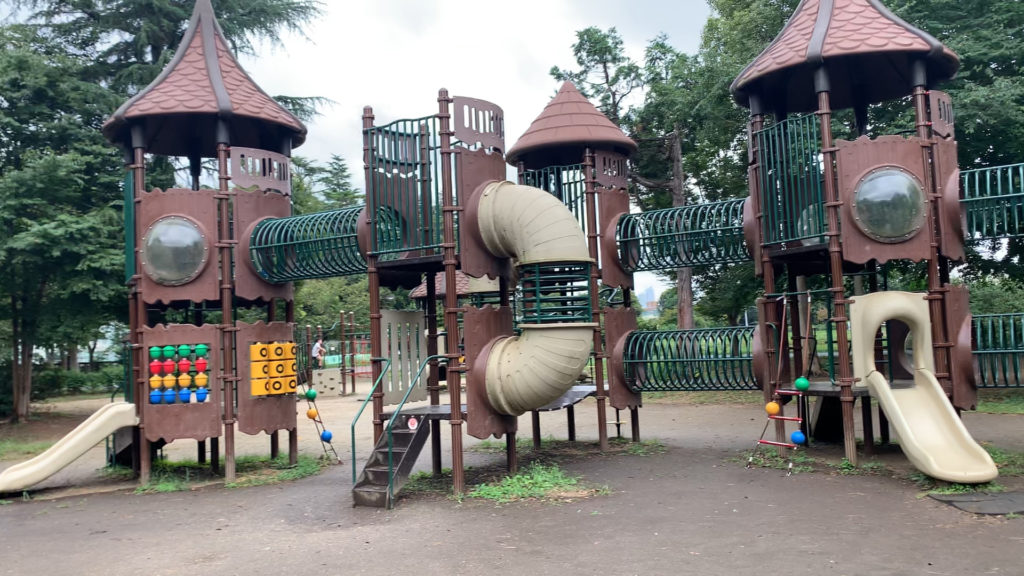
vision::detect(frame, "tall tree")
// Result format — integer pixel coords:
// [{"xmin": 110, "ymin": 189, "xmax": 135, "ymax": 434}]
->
[{"xmin": 551, "ymin": 27, "xmax": 642, "ymax": 126}]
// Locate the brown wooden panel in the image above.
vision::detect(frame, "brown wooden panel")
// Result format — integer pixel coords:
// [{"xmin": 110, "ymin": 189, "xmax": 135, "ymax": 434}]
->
[
  {"xmin": 929, "ymin": 90, "xmax": 955, "ymax": 139},
  {"xmin": 464, "ymin": 305, "xmax": 516, "ymax": 439},
  {"xmin": 933, "ymin": 137, "xmax": 965, "ymax": 262},
  {"xmin": 594, "ymin": 150, "xmax": 628, "ymax": 190},
  {"xmin": 235, "ymin": 190, "xmax": 293, "ymax": 302},
  {"xmin": 460, "ymin": 180, "xmax": 508, "ymax": 281},
  {"xmin": 598, "ymin": 187, "xmax": 633, "ymax": 289},
  {"xmin": 452, "ymin": 96, "xmax": 505, "ymax": 153},
  {"xmin": 137, "ymin": 188, "xmax": 219, "ymax": 305},
  {"xmin": 237, "ymin": 321, "xmax": 298, "ymax": 435},
  {"xmin": 141, "ymin": 323, "xmax": 222, "ymax": 442},
  {"xmin": 944, "ymin": 284, "xmax": 976, "ymax": 411},
  {"xmin": 605, "ymin": 307, "xmax": 640, "ymax": 409},
  {"xmin": 230, "ymin": 147, "xmax": 291, "ymax": 195},
  {"xmin": 837, "ymin": 136, "xmax": 931, "ymax": 265}
]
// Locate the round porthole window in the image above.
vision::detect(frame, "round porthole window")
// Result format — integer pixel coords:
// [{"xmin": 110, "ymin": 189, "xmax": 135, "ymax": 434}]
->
[
  {"xmin": 852, "ymin": 167, "xmax": 927, "ymax": 243},
  {"xmin": 141, "ymin": 216, "xmax": 209, "ymax": 286}
]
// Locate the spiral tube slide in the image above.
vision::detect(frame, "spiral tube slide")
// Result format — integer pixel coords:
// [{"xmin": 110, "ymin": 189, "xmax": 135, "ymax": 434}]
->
[{"xmin": 473, "ymin": 181, "xmax": 597, "ymax": 415}]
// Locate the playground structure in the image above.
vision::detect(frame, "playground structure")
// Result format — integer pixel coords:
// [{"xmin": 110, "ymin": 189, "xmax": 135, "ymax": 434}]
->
[{"xmin": 4, "ymin": 0, "xmax": 1024, "ymax": 500}]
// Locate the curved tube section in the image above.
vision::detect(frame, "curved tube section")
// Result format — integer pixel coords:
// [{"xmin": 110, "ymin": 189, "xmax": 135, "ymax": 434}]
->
[
  {"xmin": 474, "ymin": 181, "xmax": 596, "ymax": 415},
  {"xmin": 249, "ymin": 205, "xmax": 367, "ymax": 282}
]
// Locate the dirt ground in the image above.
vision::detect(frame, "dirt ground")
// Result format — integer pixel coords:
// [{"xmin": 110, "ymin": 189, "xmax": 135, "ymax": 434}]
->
[{"xmin": 1, "ymin": 388, "xmax": 1022, "ymax": 576}]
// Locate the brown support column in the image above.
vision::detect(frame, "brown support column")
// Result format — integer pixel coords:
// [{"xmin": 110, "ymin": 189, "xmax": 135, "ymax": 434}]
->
[
  {"xmin": 348, "ymin": 313, "xmax": 357, "ymax": 394},
  {"xmin": 584, "ymin": 149, "xmax": 610, "ymax": 450},
  {"xmin": 816, "ymin": 87, "xmax": 858, "ymax": 464},
  {"xmin": 215, "ymin": 141, "xmax": 236, "ymax": 482},
  {"xmin": 506, "ymin": 430, "xmax": 518, "ymax": 475},
  {"xmin": 130, "ymin": 145, "xmax": 150, "ymax": 484},
  {"xmin": 363, "ymin": 107, "xmax": 385, "ymax": 445},
  {"xmin": 532, "ymin": 411, "xmax": 542, "ymax": 449},
  {"xmin": 438, "ymin": 90, "xmax": 466, "ymax": 494},
  {"xmin": 425, "ymin": 272, "xmax": 443, "ymax": 475},
  {"xmin": 288, "ymin": 300, "xmax": 297, "ymax": 465}
]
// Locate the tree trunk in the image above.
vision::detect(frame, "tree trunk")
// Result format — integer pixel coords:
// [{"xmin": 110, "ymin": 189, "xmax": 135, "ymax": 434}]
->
[{"xmin": 669, "ymin": 130, "xmax": 695, "ymax": 330}]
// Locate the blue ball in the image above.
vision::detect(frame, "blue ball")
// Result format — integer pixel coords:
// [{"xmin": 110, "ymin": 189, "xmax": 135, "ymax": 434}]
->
[
  {"xmin": 149, "ymin": 389, "xmax": 162, "ymax": 404},
  {"xmin": 178, "ymin": 388, "xmax": 191, "ymax": 403},
  {"xmin": 195, "ymin": 387, "xmax": 209, "ymax": 402},
  {"xmin": 791, "ymin": 430, "xmax": 807, "ymax": 445},
  {"xmin": 320, "ymin": 430, "xmax": 333, "ymax": 443},
  {"xmin": 162, "ymin": 388, "xmax": 177, "ymax": 404}
]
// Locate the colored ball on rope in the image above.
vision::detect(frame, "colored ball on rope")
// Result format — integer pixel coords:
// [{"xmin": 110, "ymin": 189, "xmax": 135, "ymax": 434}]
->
[
  {"xmin": 765, "ymin": 401, "xmax": 781, "ymax": 416},
  {"xmin": 305, "ymin": 388, "xmax": 317, "ymax": 400},
  {"xmin": 791, "ymin": 430, "xmax": 807, "ymax": 445},
  {"xmin": 320, "ymin": 430, "xmax": 333, "ymax": 443},
  {"xmin": 306, "ymin": 408, "xmax": 318, "ymax": 420},
  {"xmin": 794, "ymin": 376, "xmax": 810, "ymax": 391}
]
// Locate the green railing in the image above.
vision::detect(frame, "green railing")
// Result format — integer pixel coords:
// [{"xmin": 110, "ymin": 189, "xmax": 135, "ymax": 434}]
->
[
  {"xmin": 623, "ymin": 326, "xmax": 758, "ymax": 392},
  {"xmin": 517, "ymin": 262, "xmax": 591, "ymax": 324},
  {"xmin": 961, "ymin": 163, "xmax": 1024, "ymax": 240},
  {"xmin": 755, "ymin": 113, "xmax": 827, "ymax": 247},
  {"xmin": 522, "ymin": 164, "xmax": 588, "ymax": 234},
  {"xmin": 249, "ymin": 205, "xmax": 366, "ymax": 282},
  {"xmin": 123, "ymin": 171, "xmax": 135, "ymax": 283},
  {"xmin": 973, "ymin": 313, "xmax": 1024, "ymax": 388},
  {"xmin": 617, "ymin": 198, "xmax": 749, "ymax": 272},
  {"xmin": 382, "ymin": 355, "xmax": 443, "ymax": 507},
  {"xmin": 364, "ymin": 117, "xmax": 447, "ymax": 260},
  {"xmin": 350, "ymin": 358, "xmax": 393, "ymax": 483}
]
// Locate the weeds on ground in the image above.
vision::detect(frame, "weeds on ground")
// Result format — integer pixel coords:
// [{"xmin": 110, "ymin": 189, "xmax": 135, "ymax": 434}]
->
[
  {"xmin": 470, "ymin": 436, "xmax": 666, "ymax": 459},
  {"xmin": 976, "ymin": 389, "xmax": 1024, "ymax": 415},
  {"xmin": 0, "ymin": 439, "xmax": 54, "ymax": 461},
  {"xmin": 908, "ymin": 472, "xmax": 1005, "ymax": 496},
  {"xmin": 101, "ymin": 465, "xmax": 134, "ymax": 481},
  {"xmin": 741, "ymin": 449, "xmax": 817, "ymax": 474},
  {"xmin": 0, "ymin": 499, "xmax": 11, "ymax": 506},
  {"xmin": 467, "ymin": 462, "xmax": 607, "ymax": 504},
  {"xmin": 611, "ymin": 437, "xmax": 667, "ymax": 456},
  {"xmin": 134, "ymin": 454, "xmax": 328, "ymax": 493},
  {"xmin": 985, "ymin": 445, "xmax": 1024, "ymax": 476},
  {"xmin": 828, "ymin": 458, "xmax": 887, "ymax": 476}
]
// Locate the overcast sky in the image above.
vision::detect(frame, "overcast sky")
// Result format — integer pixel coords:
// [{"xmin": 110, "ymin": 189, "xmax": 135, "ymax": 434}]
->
[{"xmin": 240, "ymin": 0, "xmax": 713, "ymax": 299}]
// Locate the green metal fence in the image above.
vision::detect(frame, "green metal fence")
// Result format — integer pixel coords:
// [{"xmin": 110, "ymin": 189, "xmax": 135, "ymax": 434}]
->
[
  {"xmin": 973, "ymin": 312, "xmax": 1024, "ymax": 388},
  {"xmin": 622, "ymin": 326, "xmax": 758, "ymax": 392},
  {"xmin": 961, "ymin": 163, "xmax": 1024, "ymax": 240},
  {"xmin": 364, "ymin": 117, "xmax": 448, "ymax": 260},
  {"xmin": 522, "ymin": 164, "xmax": 588, "ymax": 234},
  {"xmin": 617, "ymin": 198, "xmax": 748, "ymax": 272},
  {"xmin": 517, "ymin": 262, "xmax": 591, "ymax": 325},
  {"xmin": 249, "ymin": 205, "xmax": 366, "ymax": 283},
  {"xmin": 755, "ymin": 113, "xmax": 827, "ymax": 247}
]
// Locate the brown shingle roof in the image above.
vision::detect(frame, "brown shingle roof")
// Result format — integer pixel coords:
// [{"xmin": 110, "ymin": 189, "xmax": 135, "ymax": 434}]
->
[
  {"xmin": 409, "ymin": 271, "xmax": 473, "ymax": 300},
  {"xmin": 506, "ymin": 82, "xmax": 637, "ymax": 168},
  {"xmin": 730, "ymin": 0, "xmax": 958, "ymax": 113},
  {"xmin": 102, "ymin": 0, "xmax": 306, "ymax": 157}
]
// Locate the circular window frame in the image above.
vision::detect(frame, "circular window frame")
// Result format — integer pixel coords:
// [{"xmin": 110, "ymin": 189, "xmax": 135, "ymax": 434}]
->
[
  {"xmin": 851, "ymin": 166, "xmax": 927, "ymax": 244},
  {"xmin": 141, "ymin": 215, "xmax": 210, "ymax": 286}
]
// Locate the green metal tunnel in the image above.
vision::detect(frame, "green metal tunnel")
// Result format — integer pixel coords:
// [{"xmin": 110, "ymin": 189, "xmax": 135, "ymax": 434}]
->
[{"xmin": 248, "ymin": 205, "xmax": 367, "ymax": 282}]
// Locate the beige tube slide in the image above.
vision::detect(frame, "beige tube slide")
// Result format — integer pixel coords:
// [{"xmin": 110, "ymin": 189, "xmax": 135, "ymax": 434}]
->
[
  {"xmin": 0, "ymin": 402, "xmax": 138, "ymax": 493},
  {"xmin": 474, "ymin": 181, "xmax": 596, "ymax": 415},
  {"xmin": 850, "ymin": 291, "xmax": 997, "ymax": 483}
]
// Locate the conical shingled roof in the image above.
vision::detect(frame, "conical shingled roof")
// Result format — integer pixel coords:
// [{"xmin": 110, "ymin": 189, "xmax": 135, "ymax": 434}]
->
[
  {"xmin": 730, "ymin": 0, "xmax": 959, "ymax": 114},
  {"xmin": 102, "ymin": 0, "xmax": 306, "ymax": 157},
  {"xmin": 506, "ymin": 82, "xmax": 637, "ymax": 168}
]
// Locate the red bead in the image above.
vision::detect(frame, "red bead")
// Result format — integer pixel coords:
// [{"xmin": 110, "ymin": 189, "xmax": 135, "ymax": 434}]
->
[
  {"xmin": 149, "ymin": 359, "xmax": 162, "ymax": 375},
  {"xmin": 195, "ymin": 357, "xmax": 208, "ymax": 372},
  {"xmin": 178, "ymin": 358, "xmax": 191, "ymax": 373},
  {"xmin": 162, "ymin": 359, "xmax": 175, "ymax": 374}
]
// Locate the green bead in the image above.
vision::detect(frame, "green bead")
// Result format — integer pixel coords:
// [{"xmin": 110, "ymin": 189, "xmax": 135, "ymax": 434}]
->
[
  {"xmin": 305, "ymin": 388, "xmax": 317, "ymax": 400},
  {"xmin": 177, "ymin": 344, "xmax": 192, "ymax": 357},
  {"xmin": 194, "ymin": 343, "xmax": 209, "ymax": 357},
  {"xmin": 162, "ymin": 345, "xmax": 176, "ymax": 359},
  {"xmin": 149, "ymin": 346, "xmax": 162, "ymax": 360}
]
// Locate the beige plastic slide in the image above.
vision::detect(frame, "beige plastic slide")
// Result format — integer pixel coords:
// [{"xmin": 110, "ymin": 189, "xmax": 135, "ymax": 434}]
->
[
  {"xmin": 475, "ymin": 181, "xmax": 596, "ymax": 415},
  {"xmin": 850, "ymin": 291, "xmax": 997, "ymax": 483},
  {"xmin": 0, "ymin": 402, "xmax": 138, "ymax": 493}
]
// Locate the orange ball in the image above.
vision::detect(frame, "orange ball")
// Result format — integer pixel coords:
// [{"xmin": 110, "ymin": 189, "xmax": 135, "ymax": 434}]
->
[
  {"xmin": 765, "ymin": 401, "xmax": 781, "ymax": 416},
  {"xmin": 306, "ymin": 408, "xmax": 318, "ymax": 420}
]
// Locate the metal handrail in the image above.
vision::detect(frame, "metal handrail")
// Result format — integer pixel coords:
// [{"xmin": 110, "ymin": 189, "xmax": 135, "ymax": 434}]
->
[
  {"xmin": 350, "ymin": 358, "xmax": 392, "ymax": 483},
  {"xmin": 384, "ymin": 354, "xmax": 444, "ymax": 506}
]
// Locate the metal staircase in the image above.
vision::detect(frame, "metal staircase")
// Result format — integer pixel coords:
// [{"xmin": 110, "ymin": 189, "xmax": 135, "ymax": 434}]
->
[{"xmin": 352, "ymin": 415, "xmax": 431, "ymax": 508}]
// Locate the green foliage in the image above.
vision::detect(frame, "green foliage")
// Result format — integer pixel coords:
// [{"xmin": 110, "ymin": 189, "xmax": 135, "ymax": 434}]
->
[
  {"xmin": 550, "ymin": 27, "xmax": 641, "ymax": 126},
  {"xmin": 985, "ymin": 446, "xmax": 1024, "ymax": 476},
  {"xmin": 136, "ymin": 454, "xmax": 327, "ymax": 493},
  {"xmin": 467, "ymin": 462, "xmax": 604, "ymax": 503},
  {"xmin": 977, "ymin": 389, "xmax": 1024, "ymax": 415},
  {"xmin": 0, "ymin": 438, "xmax": 54, "ymax": 461}
]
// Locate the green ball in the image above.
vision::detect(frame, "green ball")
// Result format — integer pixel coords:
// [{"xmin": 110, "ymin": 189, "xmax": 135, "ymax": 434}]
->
[
  {"xmin": 149, "ymin": 346, "xmax": 162, "ymax": 360},
  {"xmin": 305, "ymin": 388, "xmax": 317, "ymax": 400},
  {"xmin": 794, "ymin": 376, "xmax": 810, "ymax": 391},
  {"xmin": 177, "ymin": 344, "xmax": 192, "ymax": 358},
  {"xmin": 162, "ymin": 345, "xmax": 176, "ymax": 359},
  {"xmin": 194, "ymin": 343, "xmax": 209, "ymax": 357}
]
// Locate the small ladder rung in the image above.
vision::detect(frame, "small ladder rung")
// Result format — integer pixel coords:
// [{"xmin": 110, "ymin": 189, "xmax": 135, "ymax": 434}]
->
[
  {"xmin": 757, "ymin": 439, "xmax": 797, "ymax": 448},
  {"xmin": 768, "ymin": 415, "xmax": 802, "ymax": 422},
  {"xmin": 775, "ymin": 390, "xmax": 804, "ymax": 396}
]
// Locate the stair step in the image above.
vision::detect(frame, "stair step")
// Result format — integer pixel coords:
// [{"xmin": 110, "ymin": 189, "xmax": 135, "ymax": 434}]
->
[
  {"xmin": 362, "ymin": 466, "xmax": 393, "ymax": 485},
  {"xmin": 352, "ymin": 483, "xmax": 390, "ymax": 508}
]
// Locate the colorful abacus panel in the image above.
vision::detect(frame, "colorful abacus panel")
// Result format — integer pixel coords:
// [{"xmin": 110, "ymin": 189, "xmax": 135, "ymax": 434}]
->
[{"xmin": 147, "ymin": 343, "xmax": 212, "ymax": 404}]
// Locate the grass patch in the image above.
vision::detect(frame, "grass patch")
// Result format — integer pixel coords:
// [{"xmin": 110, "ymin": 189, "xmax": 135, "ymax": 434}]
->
[
  {"xmin": 985, "ymin": 446, "xmax": 1024, "ymax": 476},
  {"xmin": 101, "ymin": 465, "xmax": 135, "ymax": 481},
  {"xmin": 828, "ymin": 458, "xmax": 887, "ymax": 475},
  {"xmin": 0, "ymin": 499, "xmax": 11, "ymax": 506},
  {"xmin": 0, "ymin": 439, "xmax": 54, "ymax": 461},
  {"xmin": 977, "ymin": 389, "xmax": 1024, "ymax": 414},
  {"xmin": 402, "ymin": 469, "xmax": 456, "ymax": 496},
  {"xmin": 742, "ymin": 449, "xmax": 818, "ymax": 474},
  {"xmin": 134, "ymin": 454, "xmax": 328, "ymax": 494},
  {"xmin": 610, "ymin": 437, "xmax": 667, "ymax": 456},
  {"xmin": 908, "ymin": 472, "xmax": 1004, "ymax": 495},
  {"xmin": 642, "ymin": 390, "xmax": 763, "ymax": 405},
  {"xmin": 467, "ymin": 462, "xmax": 606, "ymax": 503}
]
